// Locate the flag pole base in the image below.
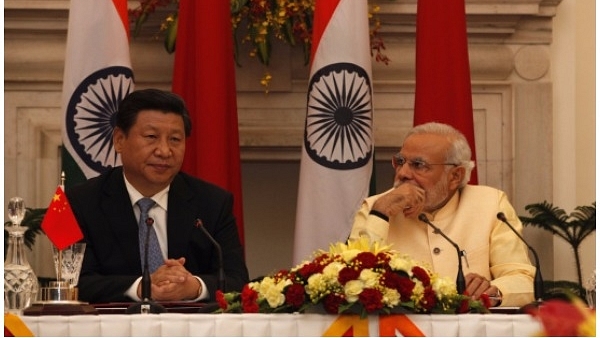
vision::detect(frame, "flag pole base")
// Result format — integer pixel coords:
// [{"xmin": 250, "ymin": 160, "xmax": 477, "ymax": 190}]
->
[
  {"xmin": 22, "ymin": 281, "xmax": 98, "ymax": 316},
  {"xmin": 22, "ymin": 302, "xmax": 98, "ymax": 316}
]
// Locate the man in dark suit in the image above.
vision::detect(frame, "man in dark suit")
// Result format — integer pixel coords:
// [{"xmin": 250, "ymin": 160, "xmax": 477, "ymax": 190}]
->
[{"xmin": 67, "ymin": 88, "xmax": 249, "ymax": 303}]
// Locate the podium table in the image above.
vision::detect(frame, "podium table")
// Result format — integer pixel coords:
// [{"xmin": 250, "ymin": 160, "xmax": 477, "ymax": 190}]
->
[{"xmin": 19, "ymin": 313, "xmax": 542, "ymax": 336}]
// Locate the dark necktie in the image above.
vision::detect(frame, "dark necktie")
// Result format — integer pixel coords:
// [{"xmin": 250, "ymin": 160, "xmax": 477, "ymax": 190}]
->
[{"xmin": 137, "ymin": 198, "xmax": 163, "ymax": 273}]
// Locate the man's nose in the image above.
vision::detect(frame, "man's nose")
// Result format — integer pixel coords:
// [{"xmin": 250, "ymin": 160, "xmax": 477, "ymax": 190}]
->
[
  {"xmin": 155, "ymin": 138, "xmax": 172, "ymax": 157},
  {"xmin": 395, "ymin": 162, "xmax": 414, "ymax": 180}
]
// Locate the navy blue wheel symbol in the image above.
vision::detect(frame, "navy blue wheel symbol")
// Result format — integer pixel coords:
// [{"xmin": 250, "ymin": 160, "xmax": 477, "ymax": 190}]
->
[
  {"xmin": 305, "ymin": 62, "xmax": 373, "ymax": 170},
  {"xmin": 65, "ymin": 66, "xmax": 134, "ymax": 174}
]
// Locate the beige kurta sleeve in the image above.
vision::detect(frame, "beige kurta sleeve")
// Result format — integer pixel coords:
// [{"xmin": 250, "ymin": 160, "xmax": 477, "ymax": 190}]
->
[{"xmin": 349, "ymin": 190, "xmax": 393, "ymax": 243}]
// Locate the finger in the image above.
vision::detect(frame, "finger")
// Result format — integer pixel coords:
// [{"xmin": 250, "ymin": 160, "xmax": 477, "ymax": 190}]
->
[{"xmin": 164, "ymin": 258, "xmax": 185, "ymax": 266}]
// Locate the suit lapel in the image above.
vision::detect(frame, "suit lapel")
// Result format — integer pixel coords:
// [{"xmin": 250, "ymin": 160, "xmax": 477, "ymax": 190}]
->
[
  {"xmin": 166, "ymin": 174, "xmax": 196, "ymax": 259},
  {"xmin": 101, "ymin": 169, "xmax": 142, "ymax": 272}
]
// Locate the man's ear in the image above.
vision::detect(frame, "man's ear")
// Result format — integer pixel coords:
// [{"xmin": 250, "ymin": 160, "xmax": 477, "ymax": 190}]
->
[
  {"xmin": 448, "ymin": 166, "xmax": 466, "ymax": 190},
  {"xmin": 113, "ymin": 127, "xmax": 125, "ymax": 153}
]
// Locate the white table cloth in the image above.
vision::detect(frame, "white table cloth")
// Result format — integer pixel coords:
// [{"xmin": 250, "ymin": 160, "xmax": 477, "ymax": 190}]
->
[{"xmin": 19, "ymin": 313, "xmax": 542, "ymax": 336}]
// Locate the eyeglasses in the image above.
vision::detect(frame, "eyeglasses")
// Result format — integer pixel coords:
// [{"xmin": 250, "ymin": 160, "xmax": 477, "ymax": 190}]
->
[{"xmin": 392, "ymin": 153, "xmax": 458, "ymax": 172}]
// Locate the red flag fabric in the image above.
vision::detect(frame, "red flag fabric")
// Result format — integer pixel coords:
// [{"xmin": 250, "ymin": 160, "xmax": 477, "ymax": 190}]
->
[
  {"xmin": 413, "ymin": 0, "xmax": 478, "ymax": 184},
  {"xmin": 293, "ymin": 0, "xmax": 374, "ymax": 263},
  {"xmin": 172, "ymin": 0, "xmax": 244, "ymax": 246},
  {"xmin": 41, "ymin": 186, "xmax": 83, "ymax": 250}
]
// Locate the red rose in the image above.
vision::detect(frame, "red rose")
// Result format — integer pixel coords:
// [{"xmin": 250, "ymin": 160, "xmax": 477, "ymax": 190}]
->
[
  {"xmin": 359, "ymin": 288, "xmax": 384, "ymax": 312},
  {"xmin": 323, "ymin": 293, "xmax": 345, "ymax": 314},
  {"xmin": 216, "ymin": 290, "xmax": 228, "ymax": 310},
  {"xmin": 354, "ymin": 252, "xmax": 378, "ymax": 269},
  {"xmin": 285, "ymin": 283, "xmax": 306, "ymax": 309},
  {"xmin": 411, "ymin": 266, "xmax": 431, "ymax": 286},
  {"xmin": 338, "ymin": 267, "xmax": 360, "ymax": 285}
]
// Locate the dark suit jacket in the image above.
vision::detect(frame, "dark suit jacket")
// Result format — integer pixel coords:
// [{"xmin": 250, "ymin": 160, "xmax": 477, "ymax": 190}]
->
[{"xmin": 67, "ymin": 167, "xmax": 249, "ymax": 303}]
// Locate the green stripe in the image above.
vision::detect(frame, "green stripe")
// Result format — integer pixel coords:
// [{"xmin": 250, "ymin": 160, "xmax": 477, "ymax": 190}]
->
[{"xmin": 61, "ymin": 146, "xmax": 87, "ymax": 189}]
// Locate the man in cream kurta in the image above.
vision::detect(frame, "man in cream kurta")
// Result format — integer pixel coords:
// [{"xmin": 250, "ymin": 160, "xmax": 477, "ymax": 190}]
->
[{"xmin": 349, "ymin": 122, "xmax": 535, "ymax": 307}]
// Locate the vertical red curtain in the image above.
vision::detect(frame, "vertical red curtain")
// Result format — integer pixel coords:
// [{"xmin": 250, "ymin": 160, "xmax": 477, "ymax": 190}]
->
[
  {"xmin": 414, "ymin": 0, "xmax": 478, "ymax": 184},
  {"xmin": 172, "ymin": 0, "xmax": 245, "ymax": 245}
]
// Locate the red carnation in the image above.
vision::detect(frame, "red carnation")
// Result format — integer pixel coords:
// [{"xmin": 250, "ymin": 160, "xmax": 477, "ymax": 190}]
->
[
  {"xmin": 411, "ymin": 266, "xmax": 431, "ymax": 286},
  {"xmin": 359, "ymin": 288, "xmax": 384, "ymax": 312},
  {"xmin": 285, "ymin": 283, "xmax": 306, "ymax": 309},
  {"xmin": 354, "ymin": 252, "xmax": 378, "ymax": 269},
  {"xmin": 457, "ymin": 298, "xmax": 471, "ymax": 313},
  {"xmin": 338, "ymin": 267, "xmax": 360, "ymax": 285},
  {"xmin": 241, "ymin": 284, "xmax": 259, "ymax": 313},
  {"xmin": 525, "ymin": 299, "xmax": 589, "ymax": 337},
  {"xmin": 479, "ymin": 293, "xmax": 492, "ymax": 309},
  {"xmin": 216, "ymin": 290, "xmax": 228, "ymax": 310},
  {"xmin": 323, "ymin": 293, "xmax": 345, "ymax": 314},
  {"xmin": 297, "ymin": 262, "xmax": 320, "ymax": 279},
  {"xmin": 274, "ymin": 269, "xmax": 289, "ymax": 280},
  {"xmin": 419, "ymin": 286, "xmax": 437, "ymax": 312},
  {"xmin": 397, "ymin": 276, "xmax": 416, "ymax": 301},
  {"xmin": 382, "ymin": 270, "xmax": 400, "ymax": 289},
  {"xmin": 376, "ymin": 252, "xmax": 391, "ymax": 265}
]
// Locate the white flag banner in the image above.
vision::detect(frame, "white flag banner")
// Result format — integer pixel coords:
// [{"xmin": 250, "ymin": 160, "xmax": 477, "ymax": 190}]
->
[
  {"xmin": 61, "ymin": 0, "xmax": 134, "ymax": 182},
  {"xmin": 293, "ymin": 0, "xmax": 374, "ymax": 264}
]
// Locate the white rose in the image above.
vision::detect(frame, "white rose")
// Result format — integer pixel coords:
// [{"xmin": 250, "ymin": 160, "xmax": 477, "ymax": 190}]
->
[
  {"xmin": 359, "ymin": 269, "xmax": 380, "ymax": 288},
  {"xmin": 344, "ymin": 280, "xmax": 364, "ymax": 303}
]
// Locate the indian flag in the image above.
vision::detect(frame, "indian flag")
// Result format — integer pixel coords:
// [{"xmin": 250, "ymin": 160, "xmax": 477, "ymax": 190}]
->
[
  {"xmin": 61, "ymin": 0, "xmax": 134, "ymax": 186},
  {"xmin": 293, "ymin": 0, "xmax": 374, "ymax": 264}
]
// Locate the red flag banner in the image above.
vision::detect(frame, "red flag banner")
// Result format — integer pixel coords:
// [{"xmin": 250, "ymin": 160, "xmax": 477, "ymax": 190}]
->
[
  {"xmin": 41, "ymin": 186, "xmax": 83, "ymax": 250},
  {"xmin": 413, "ymin": 0, "xmax": 478, "ymax": 184},
  {"xmin": 293, "ymin": 0, "xmax": 374, "ymax": 263},
  {"xmin": 172, "ymin": 0, "xmax": 244, "ymax": 246}
]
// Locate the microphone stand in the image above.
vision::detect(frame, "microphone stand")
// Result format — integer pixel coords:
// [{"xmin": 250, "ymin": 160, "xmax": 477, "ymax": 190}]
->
[
  {"xmin": 126, "ymin": 218, "xmax": 166, "ymax": 314},
  {"xmin": 418, "ymin": 214, "xmax": 466, "ymax": 294},
  {"xmin": 497, "ymin": 212, "xmax": 544, "ymax": 303},
  {"xmin": 195, "ymin": 219, "xmax": 226, "ymax": 292}
]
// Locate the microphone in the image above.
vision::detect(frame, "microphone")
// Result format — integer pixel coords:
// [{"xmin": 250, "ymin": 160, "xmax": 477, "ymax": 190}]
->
[
  {"xmin": 418, "ymin": 213, "xmax": 466, "ymax": 294},
  {"xmin": 195, "ymin": 219, "xmax": 226, "ymax": 292},
  {"xmin": 496, "ymin": 212, "xmax": 544, "ymax": 302},
  {"xmin": 126, "ymin": 217, "xmax": 166, "ymax": 314}
]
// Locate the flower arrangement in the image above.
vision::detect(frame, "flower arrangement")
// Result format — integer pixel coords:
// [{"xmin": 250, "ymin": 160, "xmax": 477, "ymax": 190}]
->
[
  {"xmin": 216, "ymin": 238, "xmax": 489, "ymax": 317},
  {"xmin": 524, "ymin": 296, "xmax": 596, "ymax": 336},
  {"xmin": 129, "ymin": 0, "xmax": 389, "ymax": 89}
]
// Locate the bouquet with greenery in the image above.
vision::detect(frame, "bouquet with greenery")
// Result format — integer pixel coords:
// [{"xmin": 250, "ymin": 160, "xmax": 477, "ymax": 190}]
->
[{"xmin": 217, "ymin": 238, "xmax": 489, "ymax": 317}]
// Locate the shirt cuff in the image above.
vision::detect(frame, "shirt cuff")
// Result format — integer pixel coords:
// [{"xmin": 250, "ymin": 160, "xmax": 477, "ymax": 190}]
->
[{"xmin": 126, "ymin": 276, "xmax": 143, "ymax": 301}]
